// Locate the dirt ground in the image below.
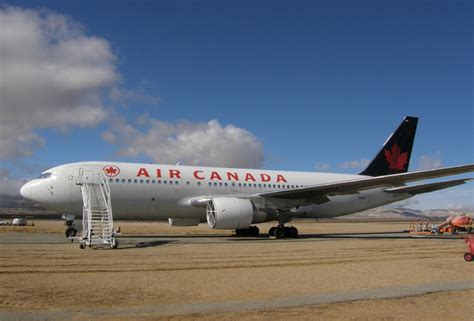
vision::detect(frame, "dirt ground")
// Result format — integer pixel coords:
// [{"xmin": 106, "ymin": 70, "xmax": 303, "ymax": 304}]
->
[{"xmin": 0, "ymin": 220, "xmax": 473, "ymax": 320}]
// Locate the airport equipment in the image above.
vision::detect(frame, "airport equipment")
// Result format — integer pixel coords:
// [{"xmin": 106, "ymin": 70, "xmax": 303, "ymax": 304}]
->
[
  {"xmin": 11, "ymin": 217, "xmax": 27, "ymax": 226},
  {"xmin": 408, "ymin": 221, "xmax": 441, "ymax": 235},
  {"xmin": 433, "ymin": 214, "xmax": 472, "ymax": 235},
  {"xmin": 77, "ymin": 169, "xmax": 118, "ymax": 249},
  {"xmin": 464, "ymin": 234, "xmax": 474, "ymax": 262}
]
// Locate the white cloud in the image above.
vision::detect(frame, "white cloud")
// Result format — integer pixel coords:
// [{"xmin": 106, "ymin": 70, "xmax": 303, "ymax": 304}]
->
[
  {"xmin": 340, "ymin": 159, "xmax": 370, "ymax": 169},
  {"xmin": 0, "ymin": 6, "xmax": 120, "ymax": 158},
  {"xmin": 103, "ymin": 117, "xmax": 264, "ymax": 168},
  {"xmin": 418, "ymin": 153, "xmax": 443, "ymax": 170},
  {"xmin": 406, "ymin": 187, "xmax": 474, "ymax": 210},
  {"xmin": 314, "ymin": 162, "xmax": 331, "ymax": 172}
]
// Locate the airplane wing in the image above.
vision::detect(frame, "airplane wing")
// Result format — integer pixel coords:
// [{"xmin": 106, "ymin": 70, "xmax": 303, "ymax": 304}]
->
[
  {"xmin": 384, "ymin": 178, "xmax": 472, "ymax": 195},
  {"xmin": 259, "ymin": 164, "xmax": 474, "ymax": 200}
]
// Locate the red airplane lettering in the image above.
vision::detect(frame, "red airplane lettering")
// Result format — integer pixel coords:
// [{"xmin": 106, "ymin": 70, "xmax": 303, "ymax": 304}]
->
[
  {"xmin": 169, "ymin": 169, "xmax": 181, "ymax": 179},
  {"xmin": 210, "ymin": 171, "xmax": 222, "ymax": 180},
  {"xmin": 245, "ymin": 173, "xmax": 256, "ymax": 182},
  {"xmin": 193, "ymin": 170, "xmax": 205, "ymax": 180},
  {"xmin": 137, "ymin": 168, "xmax": 150, "ymax": 177},
  {"xmin": 227, "ymin": 172, "xmax": 239, "ymax": 181}
]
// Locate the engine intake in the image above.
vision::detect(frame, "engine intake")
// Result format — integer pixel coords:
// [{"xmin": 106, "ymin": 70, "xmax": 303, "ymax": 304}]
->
[{"xmin": 206, "ymin": 197, "xmax": 254, "ymax": 229}]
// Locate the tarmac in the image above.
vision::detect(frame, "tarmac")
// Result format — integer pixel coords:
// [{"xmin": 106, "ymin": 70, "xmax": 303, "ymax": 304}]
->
[{"xmin": 0, "ymin": 220, "xmax": 473, "ymax": 320}]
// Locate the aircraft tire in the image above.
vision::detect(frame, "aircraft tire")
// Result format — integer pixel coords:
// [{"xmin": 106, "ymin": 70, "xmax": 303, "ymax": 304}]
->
[
  {"xmin": 79, "ymin": 243, "xmax": 85, "ymax": 249},
  {"xmin": 288, "ymin": 226, "xmax": 298, "ymax": 238},
  {"xmin": 236, "ymin": 226, "xmax": 260, "ymax": 237},
  {"xmin": 275, "ymin": 227, "xmax": 286, "ymax": 239},
  {"xmin": 269, "ymin": 227, "xmax": 276, "ymax": 237},
  {"xmin": 464, "ymin": 252, "xmax": 473, "ymax": 262},
  {"xmin": 250, "ymin": 226, "xmax": 260, "ymax": 236}
]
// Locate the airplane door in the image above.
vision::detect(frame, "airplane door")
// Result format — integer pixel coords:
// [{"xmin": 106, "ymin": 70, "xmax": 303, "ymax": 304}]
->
[{"xmin": 82, "ymin": 169, "xmax": 95, "ymax": 184}]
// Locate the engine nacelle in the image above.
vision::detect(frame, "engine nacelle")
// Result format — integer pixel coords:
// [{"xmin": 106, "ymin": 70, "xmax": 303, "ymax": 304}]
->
[{"xmin": 206, "ymin": 197, "xmax": 254, "ymax": 229}]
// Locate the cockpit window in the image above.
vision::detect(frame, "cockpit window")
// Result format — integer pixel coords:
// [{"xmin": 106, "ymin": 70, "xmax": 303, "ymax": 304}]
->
[{"xmin": 37, "ymin": 172, "xmax": 54, "ymax": 179}]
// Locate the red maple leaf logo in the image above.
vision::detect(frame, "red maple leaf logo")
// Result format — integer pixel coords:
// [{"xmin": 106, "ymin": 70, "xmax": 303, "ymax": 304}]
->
[
  {"xmin": 103, "ymin": 165, "xmax": 120, "ymax": 177},
  {"xmin": 384, "ymin": 144, "xmax": 408, "ymax": 171}
]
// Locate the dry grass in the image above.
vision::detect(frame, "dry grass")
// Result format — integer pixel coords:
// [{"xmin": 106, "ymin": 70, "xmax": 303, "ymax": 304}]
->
[{"xmin": 0, "ymin": 220, "xmax": 472, "ymax": 320}]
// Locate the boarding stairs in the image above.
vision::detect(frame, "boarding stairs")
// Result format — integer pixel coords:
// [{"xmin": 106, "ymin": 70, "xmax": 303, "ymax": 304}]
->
[{"xmin": 77, "ymin": 169, "xmax": 118, "ymax": 249}]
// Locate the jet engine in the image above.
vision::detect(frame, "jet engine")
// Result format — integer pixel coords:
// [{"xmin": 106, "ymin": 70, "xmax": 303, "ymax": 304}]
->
[{"xmin": 206, "ymin": 197, "xmax": 254, "ymax": 229}]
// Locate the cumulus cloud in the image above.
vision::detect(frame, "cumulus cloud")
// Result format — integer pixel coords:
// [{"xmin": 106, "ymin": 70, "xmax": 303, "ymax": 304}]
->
[
  {"xmin": 103, "ymin": 117, "xmax": 264, "ymax": 168},
  {"xmin": 340, "ymin": 159, "xmax": 370, "ymax": 170},
  {"xmin": 0, "ymin": 6, "xmax": 119, "ymax": 158},
  {"xmin": 418, "ymin": 153, "xmax": 443, "ymax": 170}
]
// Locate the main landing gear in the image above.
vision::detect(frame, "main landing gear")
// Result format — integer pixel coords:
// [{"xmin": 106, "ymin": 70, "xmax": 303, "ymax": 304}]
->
[
  {"xmin": 235, "ymin": 226, "xmax": 260, "ymax": 236},
  {"xmin": 268, "ymin": 225, "xmax": 298, "ymax": 239}
]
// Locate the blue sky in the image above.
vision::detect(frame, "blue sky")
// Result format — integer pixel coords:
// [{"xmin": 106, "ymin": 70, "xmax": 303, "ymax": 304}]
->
[{"xmin": 1, "ymin": 0, "xmax": 473, "ymax": 209}]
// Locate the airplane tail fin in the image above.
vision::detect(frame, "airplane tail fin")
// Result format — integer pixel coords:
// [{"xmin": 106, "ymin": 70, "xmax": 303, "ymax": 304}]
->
[{"xmin": 360, "ymin": 116, "xmax": 418, "ymax": 177}]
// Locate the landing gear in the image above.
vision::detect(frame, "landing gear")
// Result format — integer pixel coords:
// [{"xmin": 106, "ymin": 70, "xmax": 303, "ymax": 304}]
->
[
  {"xmin": 235, "ymin": 226, "xmax": 260, "ymax": 237},
  {"xmin": 268, "ymin": 225, "xmax": 298, "ymax": 239},
  {"xmin": 111, "ymin": 238, "xmax": 119, "ymax": 249},
  {"xmin": 64, "ymin": 220, "xmax": 78, "ymax": 238}
]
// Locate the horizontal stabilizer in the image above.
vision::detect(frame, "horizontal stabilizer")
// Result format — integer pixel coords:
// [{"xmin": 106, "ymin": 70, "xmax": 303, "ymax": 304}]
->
[{"xmin": 385, "ymin": 178, "xmax": 473, "ymax": 195}]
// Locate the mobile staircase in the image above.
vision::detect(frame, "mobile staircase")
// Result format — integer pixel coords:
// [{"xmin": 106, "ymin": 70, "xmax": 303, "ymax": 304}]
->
[{"xmin": 77, "ymin": 168, "xmax": 118, "ymax": 249}]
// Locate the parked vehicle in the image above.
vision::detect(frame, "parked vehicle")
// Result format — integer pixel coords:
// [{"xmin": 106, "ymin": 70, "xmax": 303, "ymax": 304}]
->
[{"xmin": 11, "ymin": 217, "xmax": 27, "ymax": 226}]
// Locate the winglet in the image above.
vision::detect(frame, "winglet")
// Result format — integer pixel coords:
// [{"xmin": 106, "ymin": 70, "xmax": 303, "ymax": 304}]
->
[{"xmin": 360, "ymin": 116, "xmax": 418, "ymax": 177}]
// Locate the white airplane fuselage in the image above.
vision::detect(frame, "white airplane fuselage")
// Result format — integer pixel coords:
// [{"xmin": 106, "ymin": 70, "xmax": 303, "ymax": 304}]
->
[{"xmin": 20, "ymin": 161, "xmax": 410, "ymax": 223}]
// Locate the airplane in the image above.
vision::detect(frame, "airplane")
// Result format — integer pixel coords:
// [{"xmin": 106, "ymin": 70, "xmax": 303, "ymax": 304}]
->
[{"xmin": 20, "ymin": 116, "xmax": 473, "ymax": 238}]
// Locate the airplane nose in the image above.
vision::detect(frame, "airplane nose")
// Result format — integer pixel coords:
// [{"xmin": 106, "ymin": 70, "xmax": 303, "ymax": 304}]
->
[{"xmin": 20, "ymin": 182, "xmax": 33, "ymax": 201}]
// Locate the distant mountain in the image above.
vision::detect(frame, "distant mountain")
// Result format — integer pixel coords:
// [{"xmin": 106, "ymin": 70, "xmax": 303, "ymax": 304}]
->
[
  {"xmin": 0, "ymin": 194, "xmax": 57, "ymax": 216},
  {"xmin": 339, "ymin": 207, "xmax": 471, "ymax": 220}
]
